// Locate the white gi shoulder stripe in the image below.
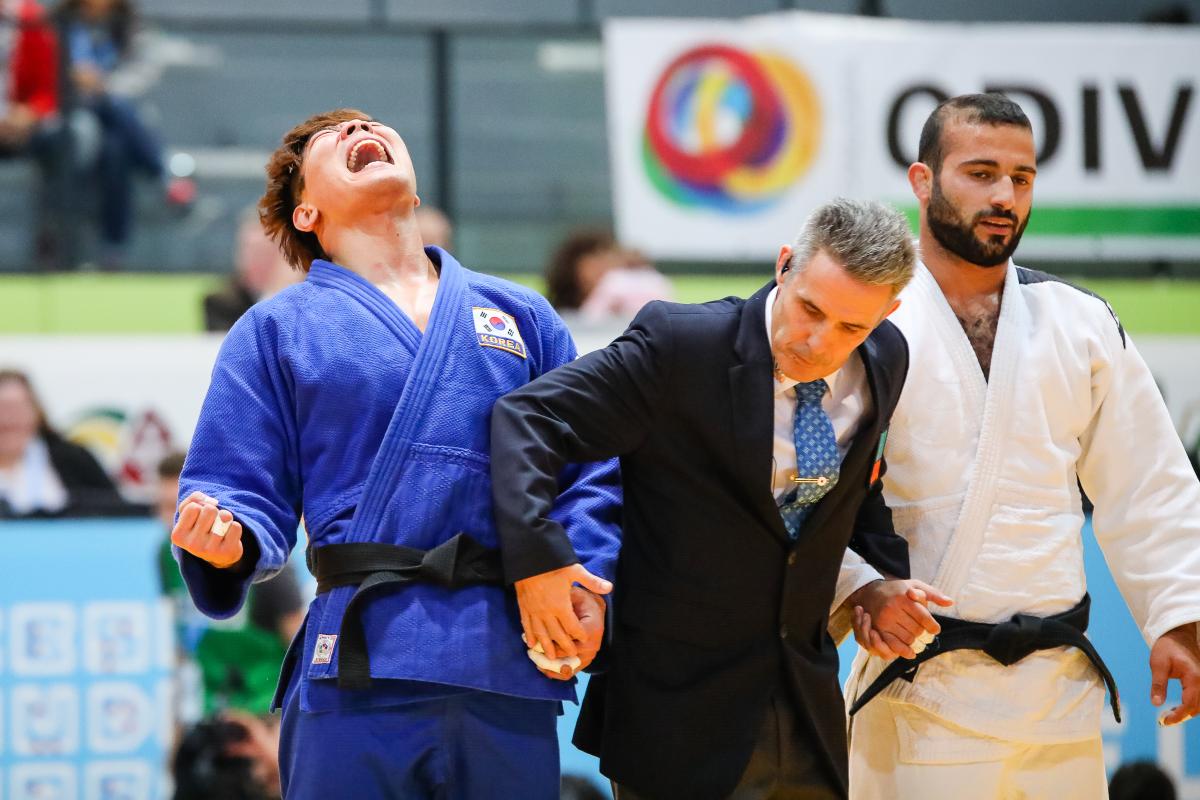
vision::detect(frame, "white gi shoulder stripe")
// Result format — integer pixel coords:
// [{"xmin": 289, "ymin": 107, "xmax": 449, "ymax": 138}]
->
[
  {"xmin": 472, "ymin": 307, "xmax": 527, "ymax": 359},
  {"xmin": 1016, "ymin": 266, "xmax": 1126, "ymax": 347}
]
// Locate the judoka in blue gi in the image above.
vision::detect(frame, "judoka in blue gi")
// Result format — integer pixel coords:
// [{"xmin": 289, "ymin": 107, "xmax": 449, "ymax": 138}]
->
[{"xmin": 169, "ymin": 108, "xmax": 621, "ymax": 799}]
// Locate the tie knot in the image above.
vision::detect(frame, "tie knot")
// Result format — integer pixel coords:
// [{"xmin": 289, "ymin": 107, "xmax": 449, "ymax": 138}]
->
[{"xmin": 795, "ymin": 379, "xmax": 828, "ymax": 405}]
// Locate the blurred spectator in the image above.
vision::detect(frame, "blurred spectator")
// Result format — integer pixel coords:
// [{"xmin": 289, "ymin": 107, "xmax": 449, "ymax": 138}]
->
[
  {"xmin": 1109, "ymin": 760, "xmax": 1176, "ymax": 800},
  {"xmin": 416, "ymin": 203, "xmax": 454, "ymax": 251},
  {"xmin": 545, "ymin": 228, "xmax": 622, "ymax": 311},
  {"xmin": 172, "ymin": 713, "xmax": 280, "ymax": 800},
  {"xmin": 53, "ymin": 0, "xmax": 192, "ymax": 267},
  {"xmin": 0, "ymin": 0, "xmax": 57, "ymax": 157},
  {"xmin": 0, "ymin": 368, "xmax": 131, "ymax": 517},
  {"xmin": 0, "ymin": 0, "xmax": 71, "ymax": 267},
  {"xmin": 545, "ymin": 228, "xmax": 673, "ymax": 318},
  {"xmin": 203, "ymin": 208, "xmax": 301, "ymax": 332},
  {"xmin": 561, "ymin": 773, "xmax": 608, "ymax": 800},
  {"xmin": 579, "ymin": 246, "xmax": 674, "ymax": 320},
  {"xmin": 157, "ymin": 451, "xmax": 307, "ymax": 715},
  {"xmin": 1142, "ymin": 4, "xmax": 1192, "ymax": 23}
]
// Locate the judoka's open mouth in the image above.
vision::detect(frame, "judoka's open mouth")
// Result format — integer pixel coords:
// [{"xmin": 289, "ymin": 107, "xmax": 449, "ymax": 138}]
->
[{"xmin": 346, "ymin": 136, "xmax": 394, "ymax": 174}]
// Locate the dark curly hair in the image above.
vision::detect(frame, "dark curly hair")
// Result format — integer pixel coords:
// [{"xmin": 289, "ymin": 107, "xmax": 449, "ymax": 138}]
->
[
  {"xmin": 544, "ymin": 228, "xmax": 615, "ymax": 311},
  {"xmin": 257, "ymin": 108, "xmax": 372, "ymax": 271}
]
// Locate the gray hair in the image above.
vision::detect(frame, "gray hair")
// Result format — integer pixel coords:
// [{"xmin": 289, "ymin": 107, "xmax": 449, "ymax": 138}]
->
[{"xmin": 787, "ymin": 198, "xmax": 916, "ymax": 295}]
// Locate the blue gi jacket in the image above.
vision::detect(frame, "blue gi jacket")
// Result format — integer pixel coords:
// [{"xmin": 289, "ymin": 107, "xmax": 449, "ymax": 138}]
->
[{"xmin": 177, "ymin": 248, "xmax": 622, "ymax": 709}]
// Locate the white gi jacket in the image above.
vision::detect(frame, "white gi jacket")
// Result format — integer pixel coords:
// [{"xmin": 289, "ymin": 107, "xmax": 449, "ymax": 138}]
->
[{"xmin": 845, "ymin": 260, "xmax": 1200, "ymax": 747}]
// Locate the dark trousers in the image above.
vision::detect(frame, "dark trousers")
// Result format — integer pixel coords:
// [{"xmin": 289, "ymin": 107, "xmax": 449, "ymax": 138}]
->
[
  {"xmin": 92, "ymin": 95, "xmax": 163, "ymax": 247},
  {"xmin": 612, "ymin": 691, "xmax": 842, "ymax": 800}
]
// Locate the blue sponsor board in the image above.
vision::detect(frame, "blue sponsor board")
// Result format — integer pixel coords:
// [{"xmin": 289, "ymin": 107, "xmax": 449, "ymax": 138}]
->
[
  {"xmin": 5, "ymin": 518, "xmax": 1198, "ymax": 798},
  {"xmin": 2, "ymin": 519, "xmax": 173, "ymax": 800}
]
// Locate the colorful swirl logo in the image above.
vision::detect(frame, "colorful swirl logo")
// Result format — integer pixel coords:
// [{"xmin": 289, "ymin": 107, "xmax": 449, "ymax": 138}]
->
[{"xmin": 642, "ymin": 44, "xmax": 821, "ymax": 213}]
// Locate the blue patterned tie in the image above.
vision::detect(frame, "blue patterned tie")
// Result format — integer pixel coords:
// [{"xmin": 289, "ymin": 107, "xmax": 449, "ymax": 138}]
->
[{"xmin": 779, "ymin": 379, "xmax": 840, "ymax": 538}]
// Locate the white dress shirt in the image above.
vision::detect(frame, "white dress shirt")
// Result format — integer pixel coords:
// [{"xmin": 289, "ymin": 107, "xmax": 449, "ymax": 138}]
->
[
  {"xmin": 763, "ymin": 286, "xmax": 885, "ymax": 610},
  {"xmin": 0, "ymin": 436, "xmax": 68, "ymax": 515}
]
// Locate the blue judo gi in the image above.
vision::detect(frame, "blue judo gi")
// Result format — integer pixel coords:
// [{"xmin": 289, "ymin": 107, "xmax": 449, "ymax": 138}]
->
[{"xmin": 176, "ymin": 248, "xmax": 622, "ymax": 799}]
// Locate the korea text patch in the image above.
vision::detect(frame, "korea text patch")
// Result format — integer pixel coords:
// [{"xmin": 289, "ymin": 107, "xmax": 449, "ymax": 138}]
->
[{"xmin": 473, "ymin": 307, "xmax": 527, "ymax": 359}]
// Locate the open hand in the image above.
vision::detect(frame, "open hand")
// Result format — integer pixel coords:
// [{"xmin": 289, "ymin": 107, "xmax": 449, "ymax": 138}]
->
[{"xmin": 1150, "ymin": 622, "xmax": 1200, "ymax": 726}]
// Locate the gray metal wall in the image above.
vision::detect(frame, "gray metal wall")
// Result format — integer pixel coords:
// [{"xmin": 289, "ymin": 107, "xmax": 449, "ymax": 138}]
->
[{"xmin": 2, "ymin": 1, "xmax": 1195, "ymax": 273}]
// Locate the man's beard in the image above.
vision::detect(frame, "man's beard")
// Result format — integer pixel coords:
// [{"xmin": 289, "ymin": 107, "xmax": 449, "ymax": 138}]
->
[{"xmin": 927, "ymin": 178, "xmax": 1029, "ymax": 267}]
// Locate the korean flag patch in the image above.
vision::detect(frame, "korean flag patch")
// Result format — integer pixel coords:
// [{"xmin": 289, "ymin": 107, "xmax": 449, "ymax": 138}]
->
[{"xmin": 473, "ymin": 307, "xmax": 527, "ymax": 359}]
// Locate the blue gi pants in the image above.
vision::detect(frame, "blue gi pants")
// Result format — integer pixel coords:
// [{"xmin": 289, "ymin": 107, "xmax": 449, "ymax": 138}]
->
[{"xmin": 278, "ymin": 670, "xmax": 561, "ymax": 800}]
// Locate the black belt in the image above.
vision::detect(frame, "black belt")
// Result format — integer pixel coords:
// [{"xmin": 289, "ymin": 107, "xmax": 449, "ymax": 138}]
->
[
  {"xmin": 308, "ymin": 533, "xmax": 505, "ymax": 690},
  {"xmin": 848, "ymin": 593, "xmax": 1120, "ymax": 722}
]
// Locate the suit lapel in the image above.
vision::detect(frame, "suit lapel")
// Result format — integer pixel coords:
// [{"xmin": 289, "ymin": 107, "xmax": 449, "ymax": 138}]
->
[
  {"xmin": 729, "ymin": 281, "xmax": 793, "ymax": 545},
  {"xmin": 794, "ymin": 331, "xmax": 888, "ymax": 540}
]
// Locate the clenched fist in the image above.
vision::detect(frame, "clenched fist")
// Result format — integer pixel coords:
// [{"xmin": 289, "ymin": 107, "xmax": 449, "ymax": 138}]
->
[{"xmin": 170, "ymin": 491, "xmax": 245, "ymax": 569}]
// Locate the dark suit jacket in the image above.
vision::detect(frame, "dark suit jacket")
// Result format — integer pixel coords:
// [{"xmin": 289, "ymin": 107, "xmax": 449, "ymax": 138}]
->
[
  {"xmin": 0, "ymin": 431, "xmax": 134, "ymax": 519},
  {"xmin": 202, "ymin": 278, "xmax": 257, "ymax": 332},
  {"xmin": 492, "ymin": 283, "xmax": 910, "ymax": 800}
]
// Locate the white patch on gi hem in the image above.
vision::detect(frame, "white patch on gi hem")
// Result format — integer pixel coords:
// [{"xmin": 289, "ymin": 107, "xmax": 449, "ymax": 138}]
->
[
  {"xmin": 472, "ymin": 307, "xmax": 527, "ymax": 359},
  {"xmin": 313, "ymin": 634, "xmax": 337, "ymax": 665}
]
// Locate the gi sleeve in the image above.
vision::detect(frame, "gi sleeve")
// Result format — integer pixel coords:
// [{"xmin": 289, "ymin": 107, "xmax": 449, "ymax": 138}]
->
[
  {"xmin": 829, "ymin": 456, "xmax": 909, "ymax": 638},
  {"xmin": 537, "ymin": 310, "xmax": 624, "ymax": 585},
  {"xmin": 175, "ymin": 312, "xmax": 303, "ymax": 619},
  {"xmin": 1079, "ymin": 328, "xmax": 1200, "ymax": 646},
  {"xmin": 493, "ymin": 301, "xmax": 672, "ymax": 583}
]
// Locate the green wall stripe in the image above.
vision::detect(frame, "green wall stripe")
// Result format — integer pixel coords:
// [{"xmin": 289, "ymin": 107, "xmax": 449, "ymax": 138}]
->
[{"xmin": 898, "ymin": 205, "xmax": 1200, "ymax": 237}]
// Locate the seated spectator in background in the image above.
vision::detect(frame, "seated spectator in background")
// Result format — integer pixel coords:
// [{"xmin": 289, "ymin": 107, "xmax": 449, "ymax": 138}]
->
[
  {"xmin": 0, "ymin": 368, "xmax": 130, "ymax": 517},
  {"xmin": 579, "ymin": 245, "xmax": 674, "ymax": 320},
  {"xmin": 1109, "ymin": 760, "xmax": 1176, "ymax": 800},
  {"xmin": 1, "ymin": 0, "xmax": 73, "ymax": 267},
  {"xmin": 203, "ymin": 209, "xmax": 301, "ymax": 332},
  {"xmin": 157, "ymin": 451, "xmax": 307, "ymax": 715},
  {"xmin": 0, "ymin": 0, "xmax": 58, "ymax": 158},
  {"xmin": 53, "ymin": 0, "xmax": 190, "ymax": 267},
  {"xmin": 545, "ymin": 227, "xmax": 672, "ymax": 319},
  {"xmin": 415, "ymin": 203, "xmax": 453, "ymax": 251},
  {"xmin": 545, "ymin": 228, "xmax": 622, "ymax": 312}
]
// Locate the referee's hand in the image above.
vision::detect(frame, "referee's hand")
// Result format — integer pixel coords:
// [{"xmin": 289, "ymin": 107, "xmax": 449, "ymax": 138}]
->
[
  {"xmin": 515, "ymin": 563, "xmax": 612, "ymax": 662},
  {"xmin": 170, "ymin": 490, "xmax": 245, "ymax": 569}
]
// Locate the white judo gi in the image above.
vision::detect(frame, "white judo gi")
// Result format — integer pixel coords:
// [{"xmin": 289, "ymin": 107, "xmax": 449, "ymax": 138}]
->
[{"xmin": 844, "ymin": 260, "xmax": 1200, "ymax": 799}]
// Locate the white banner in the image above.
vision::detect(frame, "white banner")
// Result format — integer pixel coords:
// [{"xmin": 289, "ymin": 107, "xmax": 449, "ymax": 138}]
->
[
  {"xmin": 2, "ymin": 330, "xmax": 1199, "ymax": 447},
  {"xmin": 605, "ymin": 13, "xmax": 1200, "ymax": 261}
]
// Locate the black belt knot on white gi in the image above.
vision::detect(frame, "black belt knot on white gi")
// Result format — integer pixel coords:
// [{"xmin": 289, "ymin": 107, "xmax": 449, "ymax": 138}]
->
[
  {"xmin": 848, "ymin": 593, "xmax": 1120, "ymax": 723},
  {"xmin": 308, "ymin": 533, "xmax": 505, "ymax": 691},
  {"xmin": 984, "ymin": 613, "xmax": 1044, "ymax": 666}
]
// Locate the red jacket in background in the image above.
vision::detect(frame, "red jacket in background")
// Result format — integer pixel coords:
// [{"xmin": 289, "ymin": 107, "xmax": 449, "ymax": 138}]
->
[{"xmin": 7, "ymin": 0, "xmax": 58, "ymax": 118}]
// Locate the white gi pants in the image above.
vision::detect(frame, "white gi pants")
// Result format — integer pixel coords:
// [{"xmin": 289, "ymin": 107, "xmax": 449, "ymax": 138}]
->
[{"xmin": 848, "ymin": 698, "xmax": 1108, "ymax": 800}]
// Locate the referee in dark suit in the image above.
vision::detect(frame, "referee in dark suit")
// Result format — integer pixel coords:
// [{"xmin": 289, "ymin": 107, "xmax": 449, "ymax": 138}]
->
[{"xmin": 493, "ymin": 199, "xmax": 945, "ymax": 799}]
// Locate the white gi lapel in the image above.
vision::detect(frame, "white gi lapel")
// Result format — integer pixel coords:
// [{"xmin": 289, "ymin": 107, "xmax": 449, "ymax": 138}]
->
[{"xmin": 930, "ymin": 261, "xmax": 1027, "ymax": 598}]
